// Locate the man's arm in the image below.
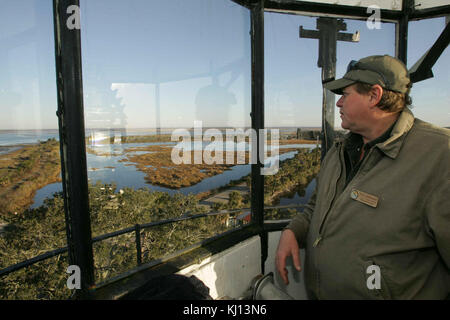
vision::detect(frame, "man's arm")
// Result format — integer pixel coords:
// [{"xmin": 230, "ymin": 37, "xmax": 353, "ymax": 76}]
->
[
  {"xmin": 275, "ymin": 189, "xmax": 317, "ymax": 285},
  {"xmin": 285, "ymin": 190, "xmax": 317, "ymax": 248}
]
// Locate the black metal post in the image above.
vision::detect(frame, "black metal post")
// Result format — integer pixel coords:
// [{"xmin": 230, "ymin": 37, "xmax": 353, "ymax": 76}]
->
[
  {"xmin": 317, "ymin": 18, "xmax": 338, "ymax": 161},
  {"xmin": 397, "ymin": 0, "xmax": 414, "ymax": 64},
  {"xmin": 300, "ymin": 18, "xmax": 359, "ymax": 160},
  {"xmin": 53, "ymin": 0, "xmax": 95, "ymax": 299},
  {"xmin": 250, "ymin": 0, "xmax": 267, "ymax": 274}
]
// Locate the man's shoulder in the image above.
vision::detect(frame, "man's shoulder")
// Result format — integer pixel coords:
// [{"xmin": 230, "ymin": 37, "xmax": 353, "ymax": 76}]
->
[
  {"xmin": 405, "ymin": 119, "xmax": 449, "ymax": 166},
  {"xmin": 413, "ymin": 118, "xmax": 450, "ymax": 139},
  {"xmin": 410, "ymin": 118, "xmax": 450, "ymax": 143}
]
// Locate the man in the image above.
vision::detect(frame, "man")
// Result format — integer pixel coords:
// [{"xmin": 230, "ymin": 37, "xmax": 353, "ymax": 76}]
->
[{"xmin": 276, "ymin": 55, "xmax": 449, "ymax": 299}]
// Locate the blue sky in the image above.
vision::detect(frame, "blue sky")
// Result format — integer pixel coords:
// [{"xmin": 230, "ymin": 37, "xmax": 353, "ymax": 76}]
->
[{"xmin": 0, "ymin": 0, "xmax": 448, "ymax": 130}]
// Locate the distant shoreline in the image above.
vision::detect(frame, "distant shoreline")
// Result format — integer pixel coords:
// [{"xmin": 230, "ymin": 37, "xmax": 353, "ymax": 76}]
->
[{"xmin": 0, "ymin": 127, "xmax": 323, "ymax": 131}]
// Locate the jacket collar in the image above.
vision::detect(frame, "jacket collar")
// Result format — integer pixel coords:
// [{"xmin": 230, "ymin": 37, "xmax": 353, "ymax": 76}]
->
[
  {"xmin": 335, "ymin": 107, "xmax": 415, "ymax": 159},
  {"xmin": 377, "ymin": 107, "xmax": 415, "ymax": 159}
]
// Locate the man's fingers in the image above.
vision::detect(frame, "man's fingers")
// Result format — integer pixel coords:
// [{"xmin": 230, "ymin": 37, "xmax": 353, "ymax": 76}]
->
[
  {"xmin": 275, "ymin": 229, "xmax": 301, "ymax": 285},
  {"xmin": 292, "ymin": 247, "xmax": 302, "ymax": 272},
  {"xmin": 276, "ymin": 254, "xmax": 289, "ymax": 285},
  {"xmin": 281, "ymin": 268, "xmax": 289, "ymax": 285}
]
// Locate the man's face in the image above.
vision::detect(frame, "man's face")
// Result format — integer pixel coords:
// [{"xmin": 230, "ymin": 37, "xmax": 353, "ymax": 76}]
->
[{"xmin": 336, "ymin": 84, "xmax": 372, "ymax": 133}]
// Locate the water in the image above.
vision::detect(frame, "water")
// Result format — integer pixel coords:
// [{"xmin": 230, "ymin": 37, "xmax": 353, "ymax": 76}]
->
[
  {"xmin": 0, "ymin": 130, "xmax": 59, "ymax": 156},
  {"xmin": 0, "ymin": 129, "xmax": 173, "ymax": 147},
  {"xmin": 31, "ymin": 149, "xmax": 306, "ymax": 208},
  {"xmin": 277, "ymin": 178, "xmax": 316, "ymax": 206},
  {"xmin": 0, "ymin": 130, "xmax": 317, "ymax": 209}
]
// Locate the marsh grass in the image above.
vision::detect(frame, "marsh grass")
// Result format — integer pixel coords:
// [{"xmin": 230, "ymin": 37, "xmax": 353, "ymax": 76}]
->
[
  {"xmin": 120, "ymin": 142, "xmax": 309, "ymax": 189},
  {"xmin": 0, "ymin": 139, "xmax": 61, "ymax": 217}
]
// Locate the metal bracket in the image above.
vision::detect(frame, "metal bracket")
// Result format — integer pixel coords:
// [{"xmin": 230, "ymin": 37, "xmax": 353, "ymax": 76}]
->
[{"xmin": 409, "ymin": 20, "xmax": 450, "ymax": 83}]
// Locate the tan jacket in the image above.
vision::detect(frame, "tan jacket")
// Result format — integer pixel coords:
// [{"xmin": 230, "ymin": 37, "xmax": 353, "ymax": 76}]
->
[{"xmin": 287, "ymin": 107, "xmax": 450, "ymax": 299}]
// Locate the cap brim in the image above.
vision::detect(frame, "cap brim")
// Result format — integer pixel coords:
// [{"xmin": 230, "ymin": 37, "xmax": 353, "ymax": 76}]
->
[{"xmin": 323, "ymin": 78, "xmax": 355, "ymax": 95}]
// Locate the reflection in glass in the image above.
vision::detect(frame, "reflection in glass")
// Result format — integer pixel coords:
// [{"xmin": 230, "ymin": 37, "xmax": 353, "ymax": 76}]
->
[
  {"xmin": 0, "ymin": 0, "xmax": 65, "ymax": 299},
  {"xmin": 79, "ymin": 0, "xmax": 251, "ymax": 283},
  {"xmin": 264, "ymin": 13, "xmax": 325, "ymax": 220}
]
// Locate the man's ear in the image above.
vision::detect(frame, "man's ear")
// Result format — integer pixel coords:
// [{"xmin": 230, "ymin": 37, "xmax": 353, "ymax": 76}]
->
[{"xmin": 369, "ymin": 85, "xmax": 383, "ymax": 107}]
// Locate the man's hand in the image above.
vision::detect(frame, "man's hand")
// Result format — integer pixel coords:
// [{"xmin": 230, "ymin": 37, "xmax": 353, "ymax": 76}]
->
[{"xmin": 275, "ymin": 229, "xmax": 302, "ymax": 285}]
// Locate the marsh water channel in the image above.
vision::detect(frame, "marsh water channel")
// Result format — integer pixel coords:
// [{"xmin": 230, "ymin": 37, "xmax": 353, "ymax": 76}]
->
[{"xmin": 29, "ymin": 140, "xmax": 316, "ymax": 210}]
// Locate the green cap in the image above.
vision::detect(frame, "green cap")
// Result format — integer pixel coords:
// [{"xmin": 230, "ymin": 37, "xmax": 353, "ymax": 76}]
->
[{"xmin": 324, "ymin": 55, "xmax": 411, "ymax": 95}]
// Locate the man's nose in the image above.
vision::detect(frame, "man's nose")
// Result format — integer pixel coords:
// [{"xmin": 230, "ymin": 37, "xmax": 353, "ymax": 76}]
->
[{"xmin": 336, "ymin": 96, "xmax": 344, "ymax": 108}]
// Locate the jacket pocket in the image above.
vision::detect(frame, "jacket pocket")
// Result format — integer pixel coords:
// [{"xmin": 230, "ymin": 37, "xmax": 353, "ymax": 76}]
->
[{"xmin": 364, "ymin": 260, "xmax": 392, "ymax": 300}]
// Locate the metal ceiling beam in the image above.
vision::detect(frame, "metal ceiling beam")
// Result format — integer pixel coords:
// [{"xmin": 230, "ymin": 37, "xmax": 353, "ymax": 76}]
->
[
  {"xmin": 263, "ymin": 0, "xmax": 402, "ymax": 21},
  {"xmin": 230, "ymin": 0, "xmax": 252, "ymax": 9},
  {"xmin": 410, "ymin": 4, "xmax": 450, "ymax": 20},
  {"xmin": 233, "ymin": 1, "xmax": 450, "ymax": 24}
]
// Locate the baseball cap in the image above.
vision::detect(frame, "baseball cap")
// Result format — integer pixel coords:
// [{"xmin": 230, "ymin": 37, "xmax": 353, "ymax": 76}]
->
[{"xmin": 324, "ymin": 55, "xmax": 411, "ymax": 95}]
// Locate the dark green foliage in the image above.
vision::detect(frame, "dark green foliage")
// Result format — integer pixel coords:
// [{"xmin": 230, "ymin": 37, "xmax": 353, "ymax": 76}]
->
[
  {"xmin": 229, "ymin": 191, "xmax": 243, "ymax": 208},
  {"xmin": 264, "ymin": 148, "xmax": 320, "ymax": 204},
  {"xmin": 263, "ymin": 148, "xmax": 320, "ymax": 220},
  {"xmin": 0, "ymin": 183, "xmax": 228, "ymax": 299},
  {"xmin": 0, "ymin": 254, "xmax": 72, "ymax": 300}
]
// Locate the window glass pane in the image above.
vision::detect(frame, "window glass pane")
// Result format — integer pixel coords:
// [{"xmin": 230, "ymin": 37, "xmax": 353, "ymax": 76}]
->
[
  {"xmin": 407, "ymin": 18, "xmax": 450, "ymax": 128},
  {"xmin": 264, "ymin": 12, "xmax": 395, "ymax": 220},
  {"xmin": 0, "ymin": 0, "xmax": 67, "ymax": 299},
  {"xmin": 80, "ymin": 0, "xmax": 251, "ymax": 283},
  {"xmin": 264, "ymin": 13, "xmax": 323, "ymax": 220}
]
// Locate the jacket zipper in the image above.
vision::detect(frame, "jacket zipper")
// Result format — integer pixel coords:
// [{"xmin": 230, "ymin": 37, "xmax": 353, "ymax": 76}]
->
[
  {"xmin": 313, "ymin": 143, "xmax": 344, "ymax": 298},
  {"xmin": 317, "ymin": 144, "xmax": 345, "ymax": 236},
  {"xmin": 313, "ymin": 236, "xmax": 322, "ymax": 247},
  {"xmin": 313, "ymin": 141, "xmax": 380, "ymax": 298},
  {"xmin": 316, "ymin": 147, "xmax": 375, "ymax": 239}
]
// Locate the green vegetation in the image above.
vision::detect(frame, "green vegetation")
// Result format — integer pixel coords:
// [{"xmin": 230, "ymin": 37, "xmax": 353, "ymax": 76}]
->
[
  {"xmin": 264, "ymin": 148, "xmax": 320, "ymax": 205},
  {"xmin": 229, "ymin": 191, "xmax": 244, "ymax": 208},
  {"xmin": 0, "ymin": 182, "xmax": 231, "ymax": 300},
  {"xmin": 264, "ymin": 148, "xmax": 320, "ymax": 220},
  {"xmin": 207, "ymin": 148, "xmax": 321, "ymax": 219},
  {"xmin": 0, "ymin": 193, "xmax": 70, "ymax": 299},
  {"xmin": 0, "ymin": 139, "xmax": 61, "ymax": 217}
]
